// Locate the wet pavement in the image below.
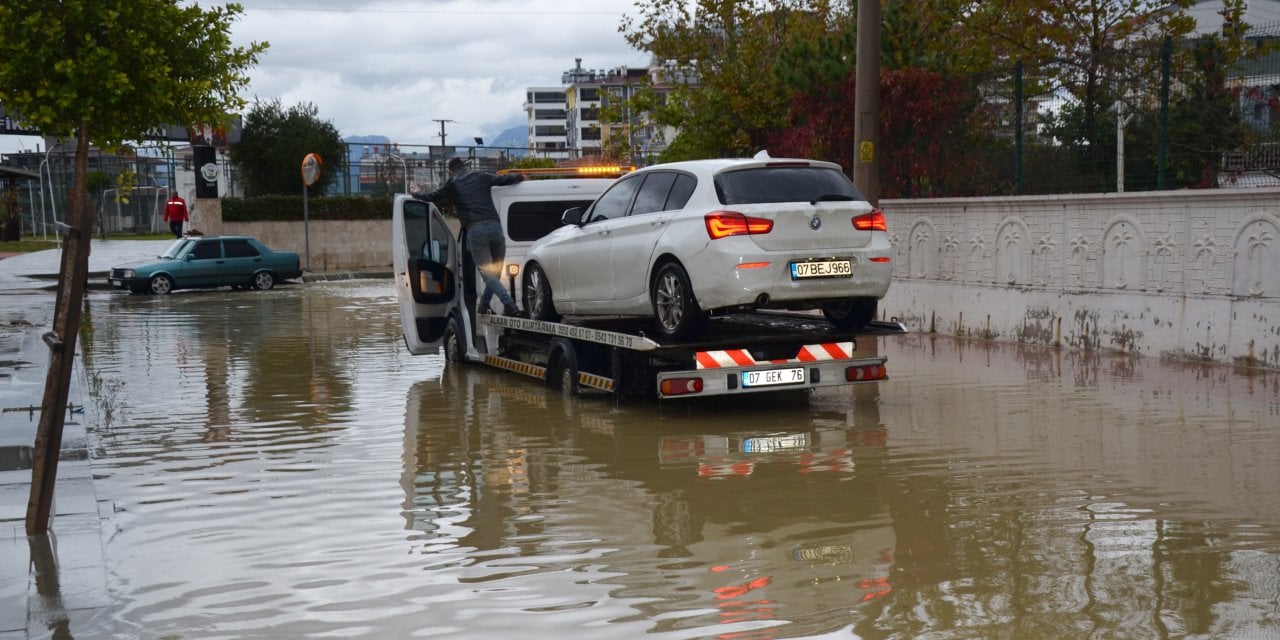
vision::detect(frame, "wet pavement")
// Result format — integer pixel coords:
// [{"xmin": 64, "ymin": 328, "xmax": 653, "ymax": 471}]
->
[
  {"xmin": 0, "ymin": 244, "xmax": 383, "ymax": 639},
  {"xmin": 0, "ymin": 279, "xmax": 1274, "ymax": 638}
]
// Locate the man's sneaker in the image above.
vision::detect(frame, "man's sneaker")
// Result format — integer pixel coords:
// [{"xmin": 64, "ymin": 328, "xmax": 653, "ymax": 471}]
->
[
  {"xmin": 478, "ymin": 303, "xmax": 495, "ymax": 315},
  {"xmin": 502, "ymin": 305, "xmax": 525, "ymax": 318}
]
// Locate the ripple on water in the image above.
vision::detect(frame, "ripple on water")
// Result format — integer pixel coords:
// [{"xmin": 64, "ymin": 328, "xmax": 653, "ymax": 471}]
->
[{"xmin": 77, "ymin": 285, "xmax": 1280, "ymax": 639}]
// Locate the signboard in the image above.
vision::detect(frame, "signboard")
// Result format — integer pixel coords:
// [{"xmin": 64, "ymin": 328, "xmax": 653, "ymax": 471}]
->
[{"xmin": 193, "ymin": 145, "xmax": 219, "ymax": 198}]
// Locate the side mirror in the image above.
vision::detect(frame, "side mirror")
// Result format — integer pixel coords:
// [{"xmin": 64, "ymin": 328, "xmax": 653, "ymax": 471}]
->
[{"xmin": 561, "ymin": 207, "xmax": 584, "ymax": 226}]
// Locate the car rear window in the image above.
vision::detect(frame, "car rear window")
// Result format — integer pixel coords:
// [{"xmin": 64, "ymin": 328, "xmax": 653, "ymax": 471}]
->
[
  {"xmin": 223, "ymin": 239, "xmax": 260, "ymax": 258},
  {"xmin": 715, "ymin": 166, "xmax": 864, "ymax": 205}
]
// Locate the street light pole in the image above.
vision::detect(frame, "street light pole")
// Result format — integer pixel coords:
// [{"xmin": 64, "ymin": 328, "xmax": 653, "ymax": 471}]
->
[{"xmin": 390, "ymin": 152, "xmax": 408, "ymax": 193}]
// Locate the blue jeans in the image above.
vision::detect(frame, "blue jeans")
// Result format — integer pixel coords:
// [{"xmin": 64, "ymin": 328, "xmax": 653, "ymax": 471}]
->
[{"xmin": 467, "ymin": 221, "xmax": 515, "ymax": 309}]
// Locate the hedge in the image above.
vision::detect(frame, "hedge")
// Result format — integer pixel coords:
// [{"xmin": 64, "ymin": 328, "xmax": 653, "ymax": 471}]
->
[{"xmin": 222, "ymin": 195, "xmax": 398, "ymax": 222}]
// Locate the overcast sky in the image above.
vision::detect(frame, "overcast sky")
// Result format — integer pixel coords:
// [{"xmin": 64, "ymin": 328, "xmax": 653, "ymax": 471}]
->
[{"xmin": 1, "ymin": 0, "xmax": 648, "ymax": 154}]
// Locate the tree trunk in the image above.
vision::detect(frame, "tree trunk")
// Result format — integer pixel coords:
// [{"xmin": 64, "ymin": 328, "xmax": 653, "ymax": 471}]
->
[{"xmin": 26, "ymin": 124, "xmax": 95, "ymax": 534}]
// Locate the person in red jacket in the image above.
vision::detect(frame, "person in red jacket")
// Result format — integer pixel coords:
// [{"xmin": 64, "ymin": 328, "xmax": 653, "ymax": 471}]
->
[{"xmin": 164, "ymin": 191, "xmax": 189, "ymax": 238}]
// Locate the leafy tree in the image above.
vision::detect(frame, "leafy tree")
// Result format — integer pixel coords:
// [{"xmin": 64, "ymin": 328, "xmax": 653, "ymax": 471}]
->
[
  {"xmin": 619, "ymin": 0, "xmax": 834, "ymax": 160},
  {"xmin": 229, "ymin": 99, "xmax": 346, "ymax": 196},
  {"xmin": 0, "ymin": 1, "xmax": 265, "ymax": 215},
  {"xmin": 0, "ymin": 0, "xmax": 263, "ymax": 534}
]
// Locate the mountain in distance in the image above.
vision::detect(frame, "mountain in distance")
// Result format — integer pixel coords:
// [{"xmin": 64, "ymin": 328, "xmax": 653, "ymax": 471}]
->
[
  {"xmin": 484, "ymin": 124, "xmax": 527, "ymax": 152},
  {"xmin": 343, "ymin": 116, "xmax": 527, "ymax": 156}
]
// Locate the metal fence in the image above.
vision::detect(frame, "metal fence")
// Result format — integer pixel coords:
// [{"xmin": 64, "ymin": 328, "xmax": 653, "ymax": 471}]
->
[
  {"xmin": 1004, "ymin": 22, "xmax": 1280, "ymax": 195},
  {"xmin": 326, "ymin": 142, "xmax": 600, "ymax": 197}
]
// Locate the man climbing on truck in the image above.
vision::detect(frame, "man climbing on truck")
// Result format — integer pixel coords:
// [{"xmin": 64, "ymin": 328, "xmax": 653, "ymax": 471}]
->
[{"xmin": 410, "ymin": 157, "xmax": 525, "ymax": 316}]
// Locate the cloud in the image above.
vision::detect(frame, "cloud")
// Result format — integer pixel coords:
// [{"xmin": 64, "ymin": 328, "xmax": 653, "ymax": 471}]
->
[{"xmin": 221, "ymin": 0, "xmax": 646, "ymax": 143}]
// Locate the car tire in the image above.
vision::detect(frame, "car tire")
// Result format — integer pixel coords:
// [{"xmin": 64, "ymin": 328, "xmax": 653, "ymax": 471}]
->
[
  {"xmin": 821, "ymin": 298, "xmax": 877, "ymax": 330},
  {"xmin": 523, "ymin": 263, "xmax": 560, "ymax": 322},
  {"xmin": 149, "ymin": 274, "xmax": 174, "ymax": 295},
  {"xmin": 442, "ymin": 315, "xmax": 466, "ymax": 364},
  {"xmin": 651, "ymin": 262, "xmax": 706, "ymax": 340},
  {"xmin": 252, "ymin": 271, "xmax": 275, "ymax": 291}
]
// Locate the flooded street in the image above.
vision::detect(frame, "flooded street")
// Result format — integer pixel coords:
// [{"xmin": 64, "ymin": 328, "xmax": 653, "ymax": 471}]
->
[{"xmin": 78, "ymin": 281, "xmax": 1280, "ymax": 639}]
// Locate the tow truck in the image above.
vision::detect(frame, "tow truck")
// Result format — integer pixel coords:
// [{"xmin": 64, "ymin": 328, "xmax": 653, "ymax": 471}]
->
[{"xmin": 392, "ymin": 166, "xmax": 906, "ymax": 400}]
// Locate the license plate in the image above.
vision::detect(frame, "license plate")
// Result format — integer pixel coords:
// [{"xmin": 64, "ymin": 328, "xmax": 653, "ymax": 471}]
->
[
  {"xmin": 742, "ymin": 367, "xmax": 806, "ymax": 388},
  {"xmin": 791, "ymin": 259, "xmax": 851, "ymax": 279},
  {"xmin": 743, "ymin": 433, "xmax": 808, "ymax": 453}
]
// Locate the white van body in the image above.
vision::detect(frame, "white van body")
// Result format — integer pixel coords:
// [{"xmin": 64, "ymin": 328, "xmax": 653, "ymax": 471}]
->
[{"xmin": 489, "ymin": 177, "xmax": 613, "ymax": 285}]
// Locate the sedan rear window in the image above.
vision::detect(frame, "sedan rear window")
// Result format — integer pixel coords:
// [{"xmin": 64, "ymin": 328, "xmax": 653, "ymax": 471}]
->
[{"xmin": 715, "ymin": 166, "xmax": 864, "ymax": 205}]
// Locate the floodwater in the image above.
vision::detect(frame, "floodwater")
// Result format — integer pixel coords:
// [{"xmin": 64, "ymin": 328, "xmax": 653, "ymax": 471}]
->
[{"xmin": 77, "ymin": 281, "xmax": 1280, "ymax": 639}]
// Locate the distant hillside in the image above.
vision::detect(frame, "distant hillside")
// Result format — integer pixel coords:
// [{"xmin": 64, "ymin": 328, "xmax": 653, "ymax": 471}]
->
[{"xmin": 486, "ymin": 125, "xmax": 526, "ymax": 151}]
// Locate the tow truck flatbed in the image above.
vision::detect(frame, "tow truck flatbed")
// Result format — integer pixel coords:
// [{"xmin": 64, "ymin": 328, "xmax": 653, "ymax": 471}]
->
[{"xmin": 476, "ymin": 312, "xmax": 906, "ymax": 399}]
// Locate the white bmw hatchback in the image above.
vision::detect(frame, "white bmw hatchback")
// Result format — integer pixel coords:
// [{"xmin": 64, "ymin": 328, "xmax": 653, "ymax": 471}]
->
[{"xmin": 521, "ymin": 156, "xmax": 892, "ymax": 339}]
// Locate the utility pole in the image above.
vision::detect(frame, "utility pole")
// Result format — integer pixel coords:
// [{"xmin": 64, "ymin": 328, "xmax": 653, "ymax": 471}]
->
[
  {"xmin": 853, "ymin": 0, "xmax": 881, "ymax": 206},
  {"xmin": 432, "ymin": 119, "xmax": 455, "ymax": 184},
  {"xmin": 432, "ymin": 119, "xmax": 454, "ymax": 148}
]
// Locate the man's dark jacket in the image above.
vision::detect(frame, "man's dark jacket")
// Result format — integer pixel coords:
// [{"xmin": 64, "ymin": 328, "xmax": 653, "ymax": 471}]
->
[{"xmin": 412, "ymin": 170, "xmax": 524, "ymax": 228}]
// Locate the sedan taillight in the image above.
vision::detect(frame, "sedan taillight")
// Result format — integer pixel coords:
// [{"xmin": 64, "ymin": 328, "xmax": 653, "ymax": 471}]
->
[
  {"xmin": 853, "ymin": 209, "xmax": 887, "ymax": 232},
  {"xmin": 705, "ymin": 211, "xmax": 774, "ymax": 239}
]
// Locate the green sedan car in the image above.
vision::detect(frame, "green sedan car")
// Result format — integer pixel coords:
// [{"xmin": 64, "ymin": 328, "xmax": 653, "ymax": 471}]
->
[{"xmin": 108, "ymin": 236, "xmax": 303, "ymax": 295}]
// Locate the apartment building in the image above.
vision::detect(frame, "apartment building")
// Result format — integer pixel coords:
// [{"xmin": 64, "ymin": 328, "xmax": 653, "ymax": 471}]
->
[{"xmin": 525, "ymin": 58, "xmax": 677, "ymax": 164}]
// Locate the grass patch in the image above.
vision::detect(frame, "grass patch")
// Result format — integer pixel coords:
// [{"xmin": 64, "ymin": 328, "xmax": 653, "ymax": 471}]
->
[
  {"xmin": 1, "ymin": 232, "xmax": 172, "ymax": 254},
  {"xmin": 0, "ymin": 239, "xmax": 58, "ymax": 253}
]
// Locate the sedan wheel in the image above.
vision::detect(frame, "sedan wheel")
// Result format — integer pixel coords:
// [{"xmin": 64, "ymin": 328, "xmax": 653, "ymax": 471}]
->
[
  {"xmin": 821, "ymin": 298, "xmax": 877, "ymax": 330},
  {"xmin": 651, "ymin": 262, "xmax": 706, "ymax": 340},
  {"xmin": 523, "ymin": 264, "xmax": 560, "ymax": 321},
  {"xmin": 149, "ymin": 274, "xmax": 174, "ymax": 295},
  {"xmin": 252, "ymin": 271, "xmax": 275, "ymax": 291}
]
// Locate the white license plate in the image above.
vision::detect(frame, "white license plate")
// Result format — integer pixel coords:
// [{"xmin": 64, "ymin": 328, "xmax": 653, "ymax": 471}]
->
[
  {"xmin": 742, "ymin": 367, "xmax": 806, "ymax": 388},
  {"xmin": 743, "ymin": 433, "xmax": 808, "ymax": 453},
  {"xmin": 791, "ymin": 259, "xmax": 852, "ymax": 279}
]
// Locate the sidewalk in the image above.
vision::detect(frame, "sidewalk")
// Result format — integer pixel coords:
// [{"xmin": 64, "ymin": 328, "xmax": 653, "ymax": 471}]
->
[{"xmin": 0, "ymin": 241, "xmax": 390, "ymax": 638}]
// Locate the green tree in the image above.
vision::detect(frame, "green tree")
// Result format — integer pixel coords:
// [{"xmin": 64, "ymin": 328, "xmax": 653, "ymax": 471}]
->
[
  {"xmin": 229, "ymin": 99, "xmax": 347, "ymax": 196},
  {"xmin": 619, "ymin": 0, "xmax": 833, "ymax": 160},
  {"xmin": 0, "ymin": 1, "xmax": 265, "ymax": 216},
  {"xmin": 0, "ymin": 0, "xmax": 263, "ymax": 534}
]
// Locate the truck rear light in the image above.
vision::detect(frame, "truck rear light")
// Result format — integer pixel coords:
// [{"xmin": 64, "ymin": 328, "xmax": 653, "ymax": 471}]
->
[
  {"xmin": 853, "ymin": 209, "xmax": 887, "ymax": 232},
  {"xmin": 845, "ymin": 364, "xmax": 886, "ymax": 381},
  {"xmin": 706, "ymin": 212, "xmax": 773, "ymax": 239},
  {"xmin": 660, "ymin": 377, "xmax": 704, "ymax": 396}
]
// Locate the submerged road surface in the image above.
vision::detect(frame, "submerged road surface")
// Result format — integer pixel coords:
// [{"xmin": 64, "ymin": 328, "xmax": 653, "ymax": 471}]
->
[{"xmin": 65, "ymin": 281, "xmax": 1280, "ymax": 638}]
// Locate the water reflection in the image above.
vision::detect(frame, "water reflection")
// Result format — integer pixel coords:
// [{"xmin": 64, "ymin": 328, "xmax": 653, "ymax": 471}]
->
[
  {"xmin": 401, "ymin": 370, "xmax": 898, "ymax": 638},
  {"xmin": 75, "ymin": 283, "xmax": 1280, "ymax": 639}
]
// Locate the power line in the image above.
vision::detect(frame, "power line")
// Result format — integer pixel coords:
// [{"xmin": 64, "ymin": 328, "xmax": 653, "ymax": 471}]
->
[{"xmin": 237, "ymin": 5, "xmax": 627, "ymax": 16}]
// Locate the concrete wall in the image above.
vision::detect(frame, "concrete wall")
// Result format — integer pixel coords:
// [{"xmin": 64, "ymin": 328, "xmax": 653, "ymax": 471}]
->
[
  {"xmin": 880, "ymin": 188, "xmax": 1280, "ymax": 368},
  {"xmin": 221, "ymin": 219, "xmax": 393, "ymax": 273}
]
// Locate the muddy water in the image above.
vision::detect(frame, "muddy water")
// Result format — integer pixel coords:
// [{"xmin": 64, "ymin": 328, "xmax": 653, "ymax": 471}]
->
[{"xmin": 79, "ymin": 282, "xmax": 1280, "ymax": 639}]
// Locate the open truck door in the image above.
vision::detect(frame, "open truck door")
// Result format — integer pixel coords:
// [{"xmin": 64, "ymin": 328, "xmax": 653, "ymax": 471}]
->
[{"xmin": 393, "ymin": 195, "xmax": 460, "ymax": 355}]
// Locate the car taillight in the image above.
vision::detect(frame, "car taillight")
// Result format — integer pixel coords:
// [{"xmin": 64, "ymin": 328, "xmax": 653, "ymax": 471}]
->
[
  {"xmin": 705, "ymin": 212, "xmax": 774, "ymax": 239},
  {"xmin": 853, "ymin": 209, "xmax": 887, "ymax": 232}
]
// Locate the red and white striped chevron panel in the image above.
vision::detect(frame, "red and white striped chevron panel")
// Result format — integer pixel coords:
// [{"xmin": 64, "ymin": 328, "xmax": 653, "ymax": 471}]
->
[{"xmin": 694, "ymin": 342, "xmax": 854, "ymax": 369}]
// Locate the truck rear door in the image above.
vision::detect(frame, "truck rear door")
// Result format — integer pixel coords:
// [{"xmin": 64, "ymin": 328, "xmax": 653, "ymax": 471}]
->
[{"xmin": 393, "ymin": 195, "xmax": 459, "ymax": 354}]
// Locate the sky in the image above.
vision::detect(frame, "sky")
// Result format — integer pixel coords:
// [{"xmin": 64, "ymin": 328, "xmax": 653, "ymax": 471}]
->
[{"xmin": 1, "ymin": 0, "xmax": 650, "ymax": 154}]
